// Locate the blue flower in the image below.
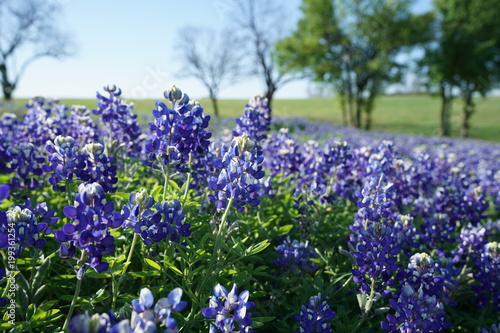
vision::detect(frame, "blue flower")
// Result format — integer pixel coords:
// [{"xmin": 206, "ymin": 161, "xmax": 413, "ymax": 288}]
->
[
  {"xmin": 69, "ymin": 287, "xmax": 186, "ymax": 333},
  {"xmin": 92, "ymin": 85, "xmax": 143, "ymax": 159},
  {"xmin": 54, "ymin": 182, "xmax": 124, "ymax": 275},
  {"xmin": 208, "ymin": 134, "xmax": 265, "ymax": 212},
  {"xmin": 202, "ymin": 284, "xmax": 255, "ymax": 333},
  {"xmin": 0, "ymin": 201, "xmax": 58, "ymax": 257},
  {"xmin": 293, "ymin": 294, "xmax": 335, "ymax": 333},
  {"xmin": 381, "ymin": 283, "xmax": 450, "ymax": 332},
  {"xmin": 42, "ymin": 135, "xmax": 80, "ymax": 191},
  {"xmin": 122, "ymin": 193, "xmax": 191, "ymax": 246},
  {"xmin": 0, "ymin": 185, "xmax": 10, "ymax": 201},
  {"xmin": 274, "ymin": 237, "xmax": 319, "ymax": 275},
  {"xmin": 145, "ymin": 85, "xmax": 211, "ymax": 174}
]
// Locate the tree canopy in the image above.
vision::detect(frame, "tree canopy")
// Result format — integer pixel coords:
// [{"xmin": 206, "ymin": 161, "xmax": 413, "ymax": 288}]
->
[
  {"xmin": 276, "ymin": 0, "xmax": 433, "ymax": 129},
  {"xmin": 423, "ymin": 0, "xmax": 500, "ymax": 137}
]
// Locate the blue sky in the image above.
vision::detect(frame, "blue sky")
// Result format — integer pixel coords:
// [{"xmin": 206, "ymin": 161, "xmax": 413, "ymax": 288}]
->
[{"xmin": 13, "ymin": 0, "xmax": 432, "ymax": 100}]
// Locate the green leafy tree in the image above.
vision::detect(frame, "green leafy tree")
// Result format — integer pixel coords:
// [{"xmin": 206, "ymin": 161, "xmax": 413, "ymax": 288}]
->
[
  {"xmin": 276, "ymin": 0, "xmax": 433, "ymax": 129},
  {"xmin": 424, "ymin": 0, "xmax": 500, "ymax": 137}
]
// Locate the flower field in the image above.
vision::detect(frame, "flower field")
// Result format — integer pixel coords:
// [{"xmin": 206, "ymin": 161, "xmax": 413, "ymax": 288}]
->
[{"xmin": 0, "ymin": 85, "xmax": 499, "ymax": 333}]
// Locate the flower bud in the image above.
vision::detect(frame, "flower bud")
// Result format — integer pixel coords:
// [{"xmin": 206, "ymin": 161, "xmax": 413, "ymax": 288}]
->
[
  {"xmin": 81, "ymin": 143, "xmax": 104, "ymax": 156},
  {"xmin": 164, "ymin": 85, "xmax": 183, "ymax": 102}
]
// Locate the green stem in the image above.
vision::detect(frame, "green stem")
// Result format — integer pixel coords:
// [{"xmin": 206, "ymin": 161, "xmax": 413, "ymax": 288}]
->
[
  {"xmin": 162, "ymin": 165, "xmax": 171, "ymax": 202},
  {"xmin": 65, "ymin": 179, "xmax": 73, "ymax": 205},
  {"xmin": 184, "ymin": 197, "xmax": 235, "ymax": 332},
  {"xmin": 113, "ymin": 233, "xmax": 139, "ymax": 308},
  {"xmin": 63, "ymin": 252, "xmax": 86, "ymax": 331},
  {"xmin": 182, "ymin": 153, "xmax": 193, "ymax": 201}
]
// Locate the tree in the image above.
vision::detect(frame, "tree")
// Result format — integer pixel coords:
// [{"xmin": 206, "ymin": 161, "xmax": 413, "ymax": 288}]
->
[
  {"xmin": 0, "ymin": 0, "xmax": 72, "ymax": 100},
  {"xmin": 176, "ymin": 27, "xmax": 243, "ymax": 118},
  {"xmin": 423, "ymin": 0, "xmax": 500, "ymax": 138},
  {"xmin": 276, "ymin": 0, "xmax": 433, "ymax": 129},
  {"xmin": 232, "ymin": 0, "xmax": 300, "ymax": 109}
]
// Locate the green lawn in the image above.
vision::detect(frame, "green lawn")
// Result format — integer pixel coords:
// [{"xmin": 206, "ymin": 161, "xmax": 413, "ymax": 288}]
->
[{"xmin": 2, "ymin": 95, "xmax": 500, "ymax": 142}]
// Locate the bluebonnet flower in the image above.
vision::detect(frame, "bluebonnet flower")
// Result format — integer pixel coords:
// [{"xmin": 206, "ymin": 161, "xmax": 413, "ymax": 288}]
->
[
  {"xmin": 76, "ymin": 143, "xmax": 118, "ymax": 193},
  {"xmin": 121, "ymin": 189, "xmax": 156, "ymax": 230},
  {"xmin": 263, "ymin": 128, "xmax": 301, "ymax": 179},
  {"xmin": 7, "ymin": 142, "xmax": 46, "ymax": 190},
  {"xmin": 0, "ymin": 268, "xmax": 6, "ymax": 307},
  {"xmin": 54, "ymin": 182, "xmax": 124, "ymax": 274},
  {"xmin": 122, "ymin": 191, "xmax": 191, "ymax": 246},
  {"xmin": 208, "ymin": 134, "xmax": 265, "ymax": 212},
  {"xmin": 347, "ymin": 175, "xmax": 400, "ymax": 298},
  {"xmin": 274, "ymin": 237, "xmax": 319, "ymax": 275},
  {"xmin": 202, "ymin": 283, "xmax": 255, "ymax": 333},
  {"xmin": 381, "ymin": 283, "xmax": 450, "ymax": 332},
  {"xmin": 293, "ymin": 294, "xmax": 335, "ymax": 333},
  {"xmin": 0, "ymin": 113, "xmax": 19, "ymax": 174},
  {"xmin": 472, "ymin": 241, "xmax": 500, "ymax": 311},
  {"xmin": 232, "ymin": 95, "xmax": 271, "ymax": 147},
  {"xmin": 93, "ymin": 85, "xmax": 143, "ymax": 159},
  {"xmin": 64, "ymin": 105, "xmax": 101, "ymax": 146},
  {"xmin": 42, "ymin": 135, "xmax": 80, "ymax": 191},
  {"xmin": 21, "ymin": 97, "xmax": 68, "ymax": 147},
  {"xmin": 0, "ymin": 201, "xmax": 58, "ymax": 257},
  {"xmin": 69, "ymin": 287, "xmax": 187, "ymax": 333},
  {"xmin": 145, "ymin": 85, "xmax": 211, "ymax": 174},
  {"xmin": 396, "ymin": 253, "xmax": 457, "ymax": 306},
  {"xmin": 0, "ymin": 185, "xmax": 9, "ymax": 201},
  {"xmin": 454, "ymin": 223, "xmax": 487, "ymax": 263},
  {"xmin": 350, "ymin": 222, "xmax": 399, "ymax": 298},
  {"xmin": 481, "ymin": 323, "xmax": 500, "ymax": 333}
]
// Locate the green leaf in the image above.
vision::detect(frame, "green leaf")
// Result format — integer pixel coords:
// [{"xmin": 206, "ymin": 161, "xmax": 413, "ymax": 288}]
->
[
  {"xmin": 32, "ymin": 256, "xmax": 51, "ymax": 293},
  {"xmin": 26, "ymin": 303, "xmax": 36, "ymax": 321},
  {"xmin": 129, "ymin": 271, "xmax": 160, "ymax": 278},
  {"xmin": 112, "ymin": 192, "xmax": 130, "ymax": 200},
  {"xmin": 251, "ymin": 316, "xmax": 275, "ymax": 328},
  {"xmin": 246, "ymin": 240, "xmax": 270, "ymax": 255},
  {"xmin": 164, "ymin": 262, "xmax": 183, "ymax": 276},
  {"xmin": 32, "ymin": 285, "xmax": 47, "ymax": 304},
  {"xmin": 86, "ymin": 271, "xmax": 112, "ymax": 279},
  {"xmin": 144, "ymin": 258, "xmax": 161, "ymax": 271}
]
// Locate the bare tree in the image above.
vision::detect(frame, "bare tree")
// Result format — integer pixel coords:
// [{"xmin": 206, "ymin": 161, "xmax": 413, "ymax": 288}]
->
[
  {"xmin": 0, "ymin": 0, "xmax": 73, "ymax": 100},
  {"xmin": 177, "ymin": 27, "xmax": 242, "ymax": 117},
  {"xmin": 234, "ymin": 0, "xmax": 301, "ymax": 109}
]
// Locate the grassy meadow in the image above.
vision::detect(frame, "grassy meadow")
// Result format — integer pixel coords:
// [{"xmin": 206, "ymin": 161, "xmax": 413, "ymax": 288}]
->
[{"xmin": 3, "ymin": 94, "xmax": 500, "ymax": 142}]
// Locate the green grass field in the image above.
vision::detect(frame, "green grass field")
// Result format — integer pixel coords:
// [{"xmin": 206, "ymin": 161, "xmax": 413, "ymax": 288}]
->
[{"xmin": 3, "ymin": 95, "xmax": 500, "ymax": 142}]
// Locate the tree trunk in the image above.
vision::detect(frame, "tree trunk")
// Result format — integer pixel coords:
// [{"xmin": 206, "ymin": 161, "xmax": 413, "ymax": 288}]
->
[
  {"xmin": 355, "ymin": 92, "xmax": 363, "ymax": 129},
  {"xmin": 210, "ymin": 94, "xmax": 220, "ymax": 118},
  {"xmin": 439, "ymin": 83, "xmax": 452, "ymax": 137},
  {"xmin": 363, "ymin": 82, "xmax": 378, "ymax": 131},
  {"xmin": 460, "ymin": 88, "xmax": 474, "ymax": 138},
  {"xmin": 0, "ymin": 64, "xmax": 14, "ymax": 101},
  {"xmin": 265, "ymin": 86, "xmax": 276, "ymax": 110},
  {"xmin": 363, "ymin": 96, "xmax": 375, "ymax": 131},
  {"xmin": 339, "ymin": 93, "xmax": 348, "ymax": 126}
]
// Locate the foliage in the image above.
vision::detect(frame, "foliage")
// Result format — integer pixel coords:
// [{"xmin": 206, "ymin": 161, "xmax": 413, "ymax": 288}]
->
[
  {"xmin": 0, "ymin": 85, "xmax": 500, "ymax": 333},
  {"xmin": 422, "ymin": 0, "xmax": 500, "ymax": 138},
  {"xmin": 275, "ymin": 0, "xmax": 433, "ymax": 130}
]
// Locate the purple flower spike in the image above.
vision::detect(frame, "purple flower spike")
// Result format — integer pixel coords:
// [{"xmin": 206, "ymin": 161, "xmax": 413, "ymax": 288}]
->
[
  {"xmin": 202, "ymin": 283, "xmax": 255, "ymax": 333},
  {"xmin": 294, "ymin": 294, "xmax": 335, "ymax": 333},
  {"xmin": 0, "ymin": 184, "xmax": 10, "ymax": 201}
]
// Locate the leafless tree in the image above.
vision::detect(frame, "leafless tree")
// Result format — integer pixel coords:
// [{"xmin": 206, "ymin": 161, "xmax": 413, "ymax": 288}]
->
[
  {"xmin": 234, "ymin": 0, "xmax": 301, "ymax": 109},
  {"xmin": 0, "ymin": 0, "xmax": 73, "ymax": 100},
  {"xmin": 177, "ymin": 27, "xmax": 242, "ymax": 117}
]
